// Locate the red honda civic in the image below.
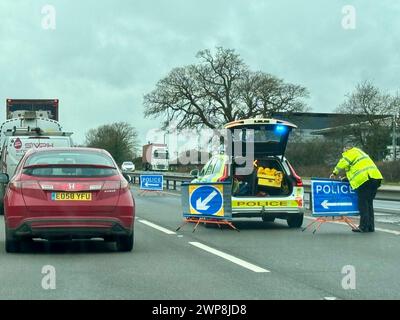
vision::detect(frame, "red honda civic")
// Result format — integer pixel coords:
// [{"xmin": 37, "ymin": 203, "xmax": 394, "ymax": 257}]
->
[{"xmin": 1, "ymin": 148, "xmax": 135, "ymax": 253}]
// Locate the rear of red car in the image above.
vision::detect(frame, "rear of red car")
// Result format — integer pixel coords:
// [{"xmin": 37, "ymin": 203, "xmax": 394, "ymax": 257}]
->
[{"xmin": 3, "ymin": 148, "xmax": 135, "ymax": 252}]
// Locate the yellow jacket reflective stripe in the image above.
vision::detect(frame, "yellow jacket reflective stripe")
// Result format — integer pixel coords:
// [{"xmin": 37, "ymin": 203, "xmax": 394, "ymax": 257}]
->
[{"xmin": 333, "ymin": 147, "xmax": 383, "ymax": 190}]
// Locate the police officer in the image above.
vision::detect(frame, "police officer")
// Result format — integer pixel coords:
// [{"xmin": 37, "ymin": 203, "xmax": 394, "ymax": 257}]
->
[{"xmin": 330, "ymin": 145, "xmax": 383, "ymax": 233}]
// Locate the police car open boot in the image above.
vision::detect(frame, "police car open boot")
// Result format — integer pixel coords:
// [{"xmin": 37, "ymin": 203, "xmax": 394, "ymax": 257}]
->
[{"xmin": 238, "ymin": 158, "xmax": 293, "ymax": 198}]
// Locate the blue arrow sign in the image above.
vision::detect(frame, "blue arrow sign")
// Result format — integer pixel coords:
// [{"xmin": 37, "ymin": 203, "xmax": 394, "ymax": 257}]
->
[
  {"xmin": 190, "ymin": 185, "xmax": 223, "ymax": 216},
  {"xmin": 140, "ymin": 175, "xmax": 163, "ymax": 191},
  {"xmin": 312, "ymin": 178, "xmax": 359, "ymax": 216}
]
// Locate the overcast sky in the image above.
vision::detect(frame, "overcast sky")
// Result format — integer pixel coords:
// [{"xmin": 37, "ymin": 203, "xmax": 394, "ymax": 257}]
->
[{"xmin": 0, "ymin": 0, "xmax": 399, "ymax": 145}]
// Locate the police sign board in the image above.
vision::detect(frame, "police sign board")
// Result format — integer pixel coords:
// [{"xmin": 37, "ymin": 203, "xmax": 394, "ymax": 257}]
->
[
  {"xmin": 312, "ymin": 178, "xmax": 359, "ymax": 216},
  {"xmin": 140, "ymin": 175, "xmax": 163, "ymax": 191},
  {"xmin": 181, "ymin": 182, "xmax": 232, "ymax": 220}
]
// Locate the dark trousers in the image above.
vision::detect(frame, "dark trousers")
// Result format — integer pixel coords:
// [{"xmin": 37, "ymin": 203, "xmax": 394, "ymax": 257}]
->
[{"xmin": 356, "ymin": 179, "xmax": 381, "ymax": 231}]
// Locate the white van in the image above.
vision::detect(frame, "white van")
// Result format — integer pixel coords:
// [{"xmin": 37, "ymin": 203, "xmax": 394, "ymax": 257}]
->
[{"xmin": 0, "ymin": 134, "xmax": 73, "ymax": 213}]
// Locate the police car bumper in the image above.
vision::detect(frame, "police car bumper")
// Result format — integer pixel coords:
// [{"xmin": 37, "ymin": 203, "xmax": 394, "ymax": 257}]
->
[
  {"xmin": 232, "ymin": 207, "xmax": 304, "ymax": 218},
  {"xmin": 231, "ymin": 198, "xmax": 304, "ymax": 218}
]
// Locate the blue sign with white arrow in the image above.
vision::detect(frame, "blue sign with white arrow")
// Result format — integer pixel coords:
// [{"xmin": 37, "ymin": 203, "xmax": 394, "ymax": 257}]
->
[
  {"xmin": 311, "ymin": 178, "xmax": 359, "ymax": 216},
  {"xmin": 140, "ymin": 174, "xmax": 163, "ymax": 191},
  {"xmin": 189, "ymin": 185, "xmax": 224, "ymax": 217}
]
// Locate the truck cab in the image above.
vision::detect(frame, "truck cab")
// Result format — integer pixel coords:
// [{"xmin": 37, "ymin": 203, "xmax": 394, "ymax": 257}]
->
[{"xmin": 142, "ymin": 143, "xmax": 169, "ymax": 171}]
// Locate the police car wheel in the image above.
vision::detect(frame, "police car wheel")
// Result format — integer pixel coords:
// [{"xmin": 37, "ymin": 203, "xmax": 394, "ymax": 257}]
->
[{"xmin": 287, "ymin": 214, "xmax": 304, "ymax": 228}]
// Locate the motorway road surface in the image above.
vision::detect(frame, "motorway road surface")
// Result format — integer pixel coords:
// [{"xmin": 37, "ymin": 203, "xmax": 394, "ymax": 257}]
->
[{"xmin": 0, "ymin": 186, "xmax": 400, "ymax": 300}]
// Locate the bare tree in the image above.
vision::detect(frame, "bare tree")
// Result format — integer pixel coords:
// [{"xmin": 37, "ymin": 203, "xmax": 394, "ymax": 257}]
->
[
  {"xmin": 336, "ymin": 81, "xmax": 397, "ymax": 160},
  {"xmin": 144, "ymin": 47, "xmax": 309, "ymax": 130},
  {"xmin": 238, "ymin": 71, "xmax": 310, "ymax": 118},
  {"xmin": 85, "ymin": 122, "xmax": 139, "ymax": 165}
]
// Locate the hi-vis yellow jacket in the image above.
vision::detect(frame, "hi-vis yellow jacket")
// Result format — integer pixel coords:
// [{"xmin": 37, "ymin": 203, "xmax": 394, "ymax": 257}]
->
[{"xmin": 333, "ymin": 147, "xmax": 383, "ymax": 190}]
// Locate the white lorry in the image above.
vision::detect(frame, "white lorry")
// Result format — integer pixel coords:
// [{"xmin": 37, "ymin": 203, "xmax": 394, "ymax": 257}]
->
[
  {"xmin": 0, "ymin": 100, "xmax": 73, "ymax": 213},
  {"xmin": 142, "ymin": 143, "xmax": 169, "ymax": 171}
]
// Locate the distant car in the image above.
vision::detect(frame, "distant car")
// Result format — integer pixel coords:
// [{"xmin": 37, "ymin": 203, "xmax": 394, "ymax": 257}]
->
[
  {"xmin": 121, "ymin": 161, "xmax": 135, "ymax": 172},
  {"xmin": 1, "ymin": 147, "xmax": 135, "ymax": 253},
  {"xmin": 191, "ymin": 118, "xmax": 304, "ymax": 228}
]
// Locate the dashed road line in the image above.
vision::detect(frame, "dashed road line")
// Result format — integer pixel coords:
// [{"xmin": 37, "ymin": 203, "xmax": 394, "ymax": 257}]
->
[
  {"xmin": 138, "ymin": 219, "xmax": 177, "ymax": 235},
  {"xmin": 189, "ymin": 241, "xmax": 270, "ymax": 273},
  {"xmin": 375, "ymin": 228, "xmax": 400, "ymax": 236}
]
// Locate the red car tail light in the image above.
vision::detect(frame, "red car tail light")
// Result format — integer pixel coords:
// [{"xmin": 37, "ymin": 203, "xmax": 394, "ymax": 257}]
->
[
  {"xmin": 217, "ymin": 164, "xmax": 229, "ymax": 182},
  {"xmin": 98, "ymin": 180, "xmax": 128, "ymax": 200},
  {"xmin": 102, "ymin": 180, "xmax": 129, "ymax": 190},
  {"xmin": 120, "ymin": 179, "xmax": 129, "ymax": 190},
  {"xmin": 10, "ymin": 181, "xmax": 41, "ymax": 191},
  {"xmin": 9, "ymin": 181, "xmax": 23, "ymax": 191},
  {"xmin": 102, "ymin": 181, "xmax": 121, "ymax": 190},
  {"xmin": 288, "ymin": 163, "xmax": 303, "ymax": 187}
]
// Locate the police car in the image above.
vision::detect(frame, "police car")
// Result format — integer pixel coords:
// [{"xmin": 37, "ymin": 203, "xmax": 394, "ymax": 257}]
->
[{"xmin": 191, "ymin": 118, "xmax": 304, "ymax": 228}]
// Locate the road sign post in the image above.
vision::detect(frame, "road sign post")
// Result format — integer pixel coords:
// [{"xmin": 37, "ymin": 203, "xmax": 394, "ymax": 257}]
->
[
  {"xmin": 139, "ymin": 174, "xmax": 164, "ymax": 195},
  {"xmin": 303, "ymin": 178, "xmax": 360, "ymax": 233},
  {"xmin": 178, "ymin": 182, "xmax": 237, "ymax": 232}
]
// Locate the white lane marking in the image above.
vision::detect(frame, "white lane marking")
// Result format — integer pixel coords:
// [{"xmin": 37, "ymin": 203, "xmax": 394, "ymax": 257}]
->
[
  {"xmin": 323, "ymin": 297, "xmax": 338, "ymax": 300},
  {"xmin": 375, "ymin": 228, "xmax": 400, "ymax": 236},
  {"xmin": 304, "ymin": 216, "xmax": 400, "ymax": 235},
  {"xmin": 138, "ymin": 219, "xmax": 176, "ymax": 235},
  {"xmin": 189, "ymin": 242, "xmax": 270, "ymax": 273}
]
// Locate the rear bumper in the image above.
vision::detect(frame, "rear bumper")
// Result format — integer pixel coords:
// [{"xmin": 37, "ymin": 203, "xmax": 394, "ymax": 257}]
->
[{"xmin": 9, "ymin": 218, "xmax": 133, "ymax": 240}]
